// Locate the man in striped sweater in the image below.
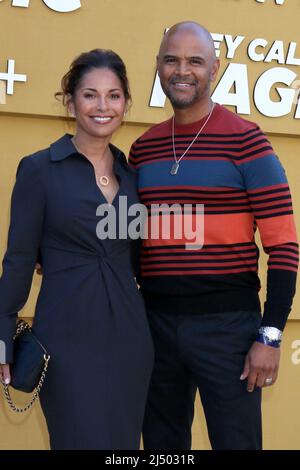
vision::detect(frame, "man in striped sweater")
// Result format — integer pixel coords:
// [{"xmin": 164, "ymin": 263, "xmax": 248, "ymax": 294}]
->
[{"xmin": 129, "ymin": 22, "xmax": 298, "ymax": 450}]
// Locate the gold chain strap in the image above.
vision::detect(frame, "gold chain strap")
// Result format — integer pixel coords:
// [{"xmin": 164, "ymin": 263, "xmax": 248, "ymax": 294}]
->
[
  {"xmin": 2, "ymin": 321, "xmax": 50, "ymax": 413},
  {"xmin": 14, "ymin": 320, "xmax": 31, "ymax": 339}
]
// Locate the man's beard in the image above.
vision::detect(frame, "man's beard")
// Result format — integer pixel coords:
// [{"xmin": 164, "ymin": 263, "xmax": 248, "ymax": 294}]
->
[
  {"xmin": 163, "ymin": 78, "xmax": 209, "ymax": 109},
  {"xmin": 166, "ymin": 89, "xmax": 200, "ymax": 109}
]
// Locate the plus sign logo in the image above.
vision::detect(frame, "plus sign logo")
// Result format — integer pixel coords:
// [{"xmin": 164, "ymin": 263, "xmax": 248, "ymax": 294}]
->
[
  {"xmin": 11, "ymin": 0, "xmax": 81, "ymax": 13},
  {"xmin": 291, "ymin": 340, "xmax": 300, "ymax": 365},
  {"xmin": 0, "ymin": 60, "xmax": 26, "ymax": 99}
]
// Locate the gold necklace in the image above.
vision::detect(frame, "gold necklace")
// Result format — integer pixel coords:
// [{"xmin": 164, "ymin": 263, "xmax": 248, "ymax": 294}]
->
[
  {"xmin": 72, "ymin": 138, "xmax": 110, "ymax": 186},
  {"xmin": 171, "ymin": 102, "xmax": 215, "ymax": 175}
]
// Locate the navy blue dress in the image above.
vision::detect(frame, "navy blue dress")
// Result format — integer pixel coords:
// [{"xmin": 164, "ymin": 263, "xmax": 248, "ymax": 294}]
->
[{"xmin": 0, "ymin": 134, "xmax": 154, "ymax": 449}]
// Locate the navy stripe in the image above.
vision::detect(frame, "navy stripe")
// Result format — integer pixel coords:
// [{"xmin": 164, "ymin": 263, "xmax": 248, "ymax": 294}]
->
[
  {"xmin": 134, "ymin": 126, "xmax": 260, "ymax": 145},
  {"xmin": 133, "ymin": 137, "xmax": 269, "ymax": 156},
  {"xmin": 255, "ymin": 210, "xmax": 294, "ymax": 219}
]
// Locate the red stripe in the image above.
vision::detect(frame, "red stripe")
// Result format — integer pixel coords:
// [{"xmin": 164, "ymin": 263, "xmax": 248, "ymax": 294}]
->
[
  {"xmin": 134, "ymin": 130, "xmax": 263, "ymax": 146},
  {"xmin": 273, "ymin": 243, "xmax": 299, "ymax": 249},
  {"xmin": 268, "ymin": 258, "xmax": 298, "ymax": 267},
  {"xmin": 141, "ymin": 193, "xmax": 249, "ymax": 201},
  {"xmin": 134, "ymin": 156, "xmax": 243, "ymax": 167},
  {"xmin": 143, "ymin": 200, "xmax": 251, "ymax": 209},
  {"xmin": 249, "ymin": 191, "xmax": 290, "ymax": 202},
  {"xmin": 233, "ymin": 150, "xmax": 274, "ymax": 165},
  {"xmin": 141, "ymin": 254, "xmax": 257, "ymax": 262},
  {"xmin": 139, "ymin": 185, "xmax": 246, "ymax": 193},
  {"xmin": 135, "ymin": 140, "xmax": 268, "ymax": 152},
  {"xmin": 141, "ymin": 266, "xmax": 258, "ymax": 276},
  {"xmin": 142, "ymin": 246, "xmax": 257, "ymax": 255},
  {"xmin": 136, "ymin": 152, "xmax": 272, "ymax": 165},
  {"xmin": 267, "ymin": 265, "xmax": 298, "ymax": 273},
  {"xmin": 247, "ymin": 183, "xmax": 288, "ymax": 194},
  {"xmin": 267, "ymin": 252, "xmax": 299, "ymax": 259},
  {"xmin": 254, "ymin": 207, "xmax": 293, "ymax": 217},
  {"xmin": 142, "ymin": 260, "xmax": 257, "ymax": 269},
  {"xmin": 251, "ymin": 198, "xmax": 291, "ymax": 209}
]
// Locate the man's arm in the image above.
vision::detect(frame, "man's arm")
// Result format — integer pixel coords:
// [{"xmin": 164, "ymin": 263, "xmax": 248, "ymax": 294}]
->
[{"xmin": 238, "ymin": 128, "xmax": 298, "ymax": 390}]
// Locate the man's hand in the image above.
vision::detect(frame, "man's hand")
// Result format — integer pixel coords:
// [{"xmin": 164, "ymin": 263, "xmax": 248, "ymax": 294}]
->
[{"xmin": 240, "ymin": 341, "xmax": 280, "ymax": 392}]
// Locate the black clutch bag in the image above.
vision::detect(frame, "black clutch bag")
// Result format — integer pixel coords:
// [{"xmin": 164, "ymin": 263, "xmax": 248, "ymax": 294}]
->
[{"xmin": 2, "ymin": 320, "xmax": 50, "ymax": 413}]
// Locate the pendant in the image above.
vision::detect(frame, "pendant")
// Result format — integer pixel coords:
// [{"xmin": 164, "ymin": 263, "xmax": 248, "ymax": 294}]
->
[
  {"xmin": 170, "ymin": 162, "xmax": 179, "ymax": 175},
  {"xmin": 99, "ymin": 176, "xmax": 109, "ymax": 186}
]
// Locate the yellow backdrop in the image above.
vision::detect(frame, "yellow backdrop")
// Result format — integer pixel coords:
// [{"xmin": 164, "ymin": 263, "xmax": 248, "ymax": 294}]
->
[{"xmin": 0, "ymin": 0, "xmax": 299, "ymax": 450}]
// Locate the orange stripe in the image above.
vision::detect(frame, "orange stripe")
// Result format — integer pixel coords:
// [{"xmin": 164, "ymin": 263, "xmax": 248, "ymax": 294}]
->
[
  {"xmin": 257, "ymin": 215, "xmax": 298, "ymax": 247},
  {"xmin": 143, "ymin": 213, "xmax": 204, "ymax": 247},
  {"xmin": 143, "ymin": 212, "xmax": 253, "ymax": 247},
  {"xmin": 204, "ymin": 213, "xmax": 253, "ymax": 245}
]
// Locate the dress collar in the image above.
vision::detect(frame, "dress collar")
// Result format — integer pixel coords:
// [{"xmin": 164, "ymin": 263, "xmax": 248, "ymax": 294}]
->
[{"xmin": 49, "ymin": 134, "xmax": 128, "ymax": 168}]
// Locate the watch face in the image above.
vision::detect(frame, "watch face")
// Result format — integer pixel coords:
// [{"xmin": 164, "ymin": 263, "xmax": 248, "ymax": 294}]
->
[{"xmin": 260, "ymin": 326, "xmax": 282, "ymax": 341}]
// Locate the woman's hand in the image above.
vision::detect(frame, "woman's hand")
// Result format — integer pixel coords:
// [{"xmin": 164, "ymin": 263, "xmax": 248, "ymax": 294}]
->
[{"xmin": 0, "ymin": 364, "xmax": 11, "ymax": 385}]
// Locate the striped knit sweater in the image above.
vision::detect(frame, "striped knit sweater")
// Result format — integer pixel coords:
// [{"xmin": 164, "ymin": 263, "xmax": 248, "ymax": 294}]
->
[{"xmin": 129, "ymin": 104, "xmax": 298, "ymax": 330}]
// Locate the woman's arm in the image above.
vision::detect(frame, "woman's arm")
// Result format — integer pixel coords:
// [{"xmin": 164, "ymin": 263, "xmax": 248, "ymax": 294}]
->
[{"xmin": 0, "ymin": 156, "xmax": 45, "ymax": 365}]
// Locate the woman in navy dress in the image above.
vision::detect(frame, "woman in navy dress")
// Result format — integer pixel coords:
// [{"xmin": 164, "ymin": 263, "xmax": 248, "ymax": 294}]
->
[{"xmin": 0, "ymin": 49, "xmax": 153, "ymax": 449}]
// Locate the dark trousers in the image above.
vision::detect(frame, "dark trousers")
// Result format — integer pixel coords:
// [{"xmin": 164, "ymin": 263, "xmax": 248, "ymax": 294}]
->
[{"xmin": 143, "ymin": 309, "xmax": 262, "ymax": 450}]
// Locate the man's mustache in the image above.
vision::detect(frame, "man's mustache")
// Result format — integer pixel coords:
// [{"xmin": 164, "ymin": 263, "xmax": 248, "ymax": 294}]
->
[{"xmin": 169, "ymin": 77, "xmax": 197, "ymax": 86}]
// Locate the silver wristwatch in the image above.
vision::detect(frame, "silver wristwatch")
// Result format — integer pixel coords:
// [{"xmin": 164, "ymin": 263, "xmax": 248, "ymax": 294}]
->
[{"xmin": 257, "ymin": 326, "xmax": 282, "ymax": 348}]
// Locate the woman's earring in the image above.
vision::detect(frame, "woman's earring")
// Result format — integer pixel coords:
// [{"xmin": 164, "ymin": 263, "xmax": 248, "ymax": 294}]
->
[{"xmin": 68, "ymin": 106, "xmax": 76, "ymax": 118}]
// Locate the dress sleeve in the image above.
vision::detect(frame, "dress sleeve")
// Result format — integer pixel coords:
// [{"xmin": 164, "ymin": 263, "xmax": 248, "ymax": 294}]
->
[{"xmin": 0, "ymin": 156, "xmax": 45, "ymax": 363}]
